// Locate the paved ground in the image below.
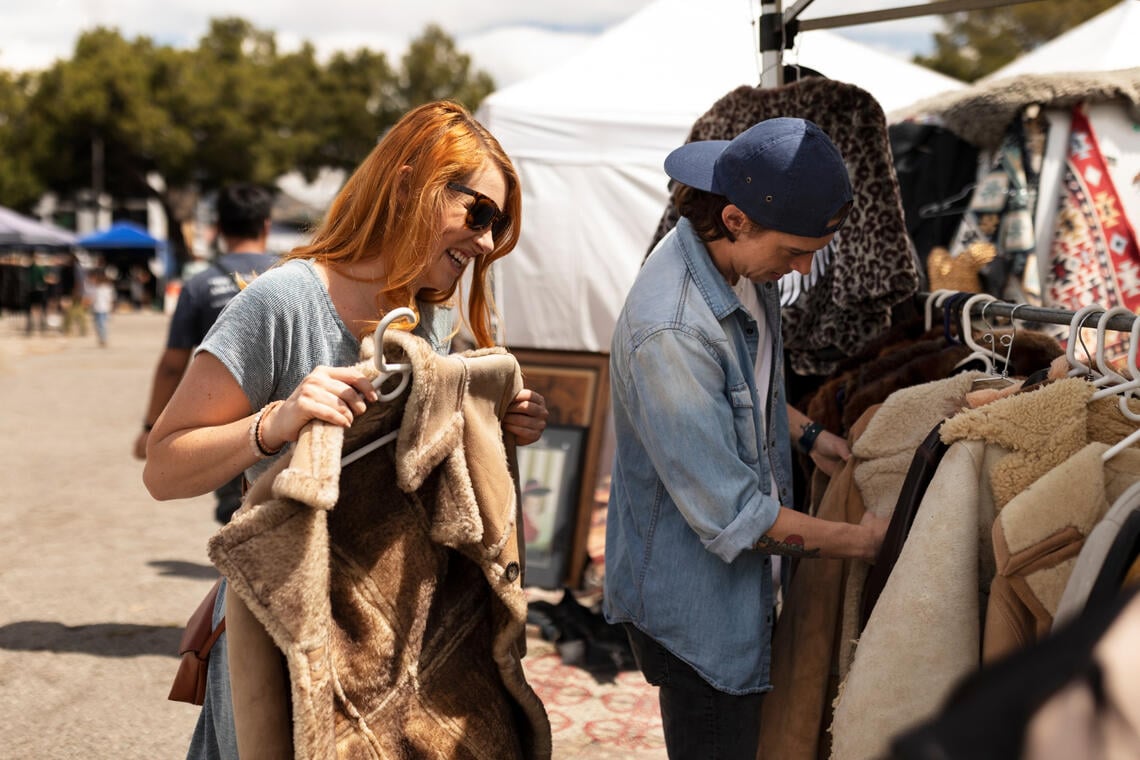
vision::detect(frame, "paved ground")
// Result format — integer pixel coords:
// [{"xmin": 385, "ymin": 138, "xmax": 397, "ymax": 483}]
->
[
  {"xmin": 0, "ymin": 308, "xmax": 665, "ymax": 759},
  {"xmin": 0, "ymin": 309, "xmax": 217, "ymax": 758}
]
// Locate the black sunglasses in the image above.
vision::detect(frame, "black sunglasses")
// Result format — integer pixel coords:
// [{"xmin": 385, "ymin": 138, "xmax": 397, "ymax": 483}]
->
[{"xmin": 447, "ymin": 182, "xmax": 511, "ymax": 239}]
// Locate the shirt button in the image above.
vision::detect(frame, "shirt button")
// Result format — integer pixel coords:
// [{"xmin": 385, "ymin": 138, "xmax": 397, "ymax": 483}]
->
[{"xmin": 504, "ymin": 562, "xmax": 520, "ymax": 582}]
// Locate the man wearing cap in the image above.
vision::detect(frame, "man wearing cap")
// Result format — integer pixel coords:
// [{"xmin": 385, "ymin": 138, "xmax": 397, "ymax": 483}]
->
[{"xmin": 603, "ymin": 118, "xmax": 888, "ymax": 759}]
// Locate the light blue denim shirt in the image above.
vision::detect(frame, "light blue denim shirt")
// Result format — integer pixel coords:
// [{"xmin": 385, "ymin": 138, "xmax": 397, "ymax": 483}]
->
[{"xmin": 603, "ymin": 217, "xmax": 793, "ymax": 695}]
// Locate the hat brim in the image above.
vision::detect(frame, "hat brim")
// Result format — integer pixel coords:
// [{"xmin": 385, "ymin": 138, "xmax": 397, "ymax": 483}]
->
[{"xmin": 664, "ymin": 140, "xmax": 731, "ymax": 193}]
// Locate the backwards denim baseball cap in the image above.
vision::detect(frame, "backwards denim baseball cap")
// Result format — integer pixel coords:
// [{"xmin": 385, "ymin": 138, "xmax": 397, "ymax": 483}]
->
[{"xmin": 664, "ymin": 117, "xmax": 853, "ymax": 238}]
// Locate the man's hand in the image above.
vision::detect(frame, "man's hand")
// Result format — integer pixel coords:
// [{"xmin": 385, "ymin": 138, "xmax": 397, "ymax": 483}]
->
[
  {"xmin": 859, "ymin": 508, "xmax": 890, "ymax": 564},
  {"xmin": 809, "ymin": 429, "xmax": 851, "ymax": 478}
]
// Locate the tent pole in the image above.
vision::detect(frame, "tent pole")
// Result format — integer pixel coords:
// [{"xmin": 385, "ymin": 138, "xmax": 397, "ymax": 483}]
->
[
  {"xmin": 759, "ymin": 0, "xmax": 786, "ymax": 88},
  {"xmin": 793, "ymin": 0, "xmax": 1045, "ymax": 31}
]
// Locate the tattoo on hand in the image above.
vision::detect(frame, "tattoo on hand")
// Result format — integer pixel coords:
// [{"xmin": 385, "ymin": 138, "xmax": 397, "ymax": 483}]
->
[{"xmin": 755, "ymin": 533, "xmax": 821, "ymax": 558}]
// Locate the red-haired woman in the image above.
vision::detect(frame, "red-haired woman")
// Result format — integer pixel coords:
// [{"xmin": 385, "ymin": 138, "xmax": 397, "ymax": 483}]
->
[{"xmin": 145, "ymin": 100, "xmax": 550, "ymax": 760}]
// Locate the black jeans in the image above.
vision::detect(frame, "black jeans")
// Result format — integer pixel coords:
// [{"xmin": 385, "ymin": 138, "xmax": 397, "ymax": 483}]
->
[{"xmin": 623, "ymin": 624, "xmax": 764, "ymax": 760}]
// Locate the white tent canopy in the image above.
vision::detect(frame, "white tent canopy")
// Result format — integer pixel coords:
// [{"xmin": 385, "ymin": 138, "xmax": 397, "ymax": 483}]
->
[
  {"xmin": 983, "ymin": 0, "xmax": 1140, "ymax": 81},
  {"xmin": 479, "ymin": 0, "xmax": 964, "ymax": 351}
]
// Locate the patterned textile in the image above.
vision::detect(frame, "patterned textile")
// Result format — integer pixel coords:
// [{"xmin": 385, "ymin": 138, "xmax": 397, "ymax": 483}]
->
[
  {"xmin": 1045, "ymin": 105, "xmax": 1140, "ymax": 362},
  {"xmin": 945, "ymin": 112, "xmax": 1048, "ymax": 301},
  {"xmin": 646, "ymin": 78, "xmax": 919, "ymax": 376}
]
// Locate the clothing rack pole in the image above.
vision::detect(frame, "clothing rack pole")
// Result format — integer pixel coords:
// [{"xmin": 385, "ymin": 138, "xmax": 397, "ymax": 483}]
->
[{"xmin": 914, "ymin": 291, "xmax": 1139, "ymax": 332}]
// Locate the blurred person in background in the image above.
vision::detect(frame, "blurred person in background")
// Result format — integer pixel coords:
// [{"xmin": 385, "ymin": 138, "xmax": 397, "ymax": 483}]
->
[{"xmin": 134, "ymin": 183, "xmax": 278, "ymax": 524}]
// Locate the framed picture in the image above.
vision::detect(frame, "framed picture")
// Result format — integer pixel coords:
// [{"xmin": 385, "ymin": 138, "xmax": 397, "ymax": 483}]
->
[
  {"xmin": 516, "ymin": 425, "xmax": 585, "ymax": 589},
  {"xmin": 509, "ymin": 348, "xmax": 610, "ymax": 588}
]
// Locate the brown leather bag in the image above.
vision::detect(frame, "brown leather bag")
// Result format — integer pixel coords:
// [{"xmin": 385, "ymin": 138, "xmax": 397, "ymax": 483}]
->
[{"xmin": 168, "ymin": 578, "xmax": 227, "ymax": 705}]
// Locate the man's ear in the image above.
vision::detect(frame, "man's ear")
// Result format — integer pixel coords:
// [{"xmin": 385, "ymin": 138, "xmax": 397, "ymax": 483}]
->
[{"xmin": 721, "ymin": 204, "xmax": 749, "ymax": 237}]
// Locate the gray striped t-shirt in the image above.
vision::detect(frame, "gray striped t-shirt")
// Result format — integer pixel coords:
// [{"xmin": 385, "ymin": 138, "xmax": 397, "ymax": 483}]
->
[{"xmin": 197, "ymin": 258, "xmax": 453, "ymax": 484}]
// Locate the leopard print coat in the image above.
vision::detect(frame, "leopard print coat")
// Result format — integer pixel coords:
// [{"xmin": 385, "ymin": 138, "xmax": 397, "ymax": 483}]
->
[{"xmin": 647, "ymin": 78, "xmax": 919, "ymax": 376}]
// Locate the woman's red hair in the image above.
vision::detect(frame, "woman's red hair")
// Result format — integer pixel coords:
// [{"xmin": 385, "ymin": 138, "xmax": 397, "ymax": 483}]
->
[{"xmin": 285, "ymin": 100, "xmax": 520, "ymax": 347}]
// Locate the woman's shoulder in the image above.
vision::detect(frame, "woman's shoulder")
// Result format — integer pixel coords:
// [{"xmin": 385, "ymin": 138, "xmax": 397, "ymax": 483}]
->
[{"xmin": 247, "ymin": 258, "xmax": 317, "ymax": 288}]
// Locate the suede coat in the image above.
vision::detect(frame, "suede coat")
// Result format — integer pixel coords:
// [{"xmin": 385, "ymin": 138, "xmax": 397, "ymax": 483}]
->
[
  {"xmin": 208, "ymin": 329, "xmax": 552, "ymax": 760},
  {"xmin": 830, "ymin": 378, "xmax": 1140, "ymax": 760},
  {"xmin": 985, "ymin": 444, "xmax": 1140, "ymax": 662},
  {"xmin": 756, "ymin": 373, "xmax": 981, "ymax": 760}
]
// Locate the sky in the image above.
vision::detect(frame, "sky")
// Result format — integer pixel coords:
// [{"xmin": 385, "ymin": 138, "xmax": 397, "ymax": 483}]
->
[{"xmin": 0, "ymin": 0, "xmax": 944, "ymax": 87}]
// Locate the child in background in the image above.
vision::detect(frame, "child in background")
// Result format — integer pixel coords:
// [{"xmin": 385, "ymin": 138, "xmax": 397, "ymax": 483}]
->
[{"xmin": 89, "ymin": 268, "xmax": 115, "ymax": 347}]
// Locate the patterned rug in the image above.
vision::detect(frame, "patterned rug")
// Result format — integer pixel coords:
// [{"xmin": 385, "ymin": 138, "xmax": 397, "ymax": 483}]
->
[
  {"xmin": 523, "ymin": 616, "xmax": 666, "ymax": 759},
  {"xmin": 520, "ymin": 491, "xmax": 666, "ymax": 759}
]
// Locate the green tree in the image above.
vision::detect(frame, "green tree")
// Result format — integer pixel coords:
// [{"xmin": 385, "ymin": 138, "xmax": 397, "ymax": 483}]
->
[
  {"xmin": 916, "ymin": 0, "xmax": 1119, "ymax": 82},
  {"xmin": 0, "ymin": 70, "xmax": 43, "ymax": 210},
  {"xmin": 303, "ymin": 48, "xmax": 399, "ymax": 175},
  {"xmin": 395, "ymin": 24, "xmax": 495, "ymax": 115},
  {"xmin": 0, "ymin": 18, "xmax": 496, "ymax": 260}
]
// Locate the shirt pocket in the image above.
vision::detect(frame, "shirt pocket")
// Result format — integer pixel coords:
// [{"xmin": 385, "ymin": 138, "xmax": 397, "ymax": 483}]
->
[{"xmin": 728, "ymin": 384, "xmax": 760, "ymax": 465}]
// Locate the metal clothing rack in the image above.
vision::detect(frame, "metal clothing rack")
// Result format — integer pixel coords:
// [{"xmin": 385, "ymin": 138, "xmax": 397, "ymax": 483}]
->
[
  {"xmin": 915, "ymin": 291, "xmax": 1140, "ymax": 333},
  {"xmin": 758, "ymin": 0, "xmax": 1046, "ymax": 88}
]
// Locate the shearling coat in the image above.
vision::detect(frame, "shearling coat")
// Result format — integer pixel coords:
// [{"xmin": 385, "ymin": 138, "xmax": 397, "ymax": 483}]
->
[
  {"xmin": 830, "ymin": 378, "xmax": 1140, "ymax": 760},
  {"xmin": 756, "ymin": 372, "xmax": 981, "ymax": 760},
  {"xmin": 208, "ymin": 329, "xmax": 552, "ymax": 760},
  {"xmin": 986, "ymin": 444, "xmax": 1140, "ymax": 662}
]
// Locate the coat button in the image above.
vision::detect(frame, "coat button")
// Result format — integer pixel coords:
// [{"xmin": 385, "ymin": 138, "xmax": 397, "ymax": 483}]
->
[{"xmin": 504, "ymin": 562, "xmax": 520, "ymax": 582}]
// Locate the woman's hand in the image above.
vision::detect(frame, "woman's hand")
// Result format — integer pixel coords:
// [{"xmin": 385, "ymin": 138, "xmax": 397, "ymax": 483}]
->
[
  {"xmin": 809, "ymin": 429, "xmax": 852, "ymax": 478},
  {"xmin": 503, "ymin": 388, "xmax": 548, "ymax": 446},
  {"xmin": 258, "ymin": 365, "xmax": 380, "ymax": 451}
]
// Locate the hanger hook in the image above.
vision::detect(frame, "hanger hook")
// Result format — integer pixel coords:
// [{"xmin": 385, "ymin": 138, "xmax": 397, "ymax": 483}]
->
[
  {"xmin": 980, "ymin": 300, "xmax": 998, "ymax": 355},
  {"xmin": 1000, "ymin": 304, "xmax": 1023, "ymax": 378},
  {"xmin": 373, "ymin": 307, "xmax": 416, "ymax": 372}
]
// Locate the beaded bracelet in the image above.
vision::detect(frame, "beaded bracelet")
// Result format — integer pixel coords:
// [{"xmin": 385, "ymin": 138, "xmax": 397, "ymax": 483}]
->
[{"xmin": 249, "ymin": 400, "xmax": 284, "ymax": 459}]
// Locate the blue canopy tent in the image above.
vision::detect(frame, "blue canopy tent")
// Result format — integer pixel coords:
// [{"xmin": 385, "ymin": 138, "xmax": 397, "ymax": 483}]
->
[
  {"xmin": 78, "ymin": 220, "xmax": 161, "ymax": 250},
  {"xmin": 78, "ymin": 221, "xmax": 168, "ymax": 310}
]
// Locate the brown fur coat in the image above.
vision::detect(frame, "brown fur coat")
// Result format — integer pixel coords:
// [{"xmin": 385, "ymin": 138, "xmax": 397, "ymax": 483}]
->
[{"xmin": 208, "ymin": 329, "xmax": 552, "ymax": 760}]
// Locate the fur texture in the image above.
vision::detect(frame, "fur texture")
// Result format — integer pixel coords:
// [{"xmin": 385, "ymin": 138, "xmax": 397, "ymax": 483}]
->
[
  {"xmin": 209, "ymin": 330, "xmax": 552, "ymax": 760},
  {"xmin": 890, "ymin": 68, "xmax": 1140, "ymax": 149},
  {"xmin": 647, "ymin": 77, "xmax": 919, "ymax": 376},
  {"xmin": 832, "ymin": 377, "xmax": 1140, "ymax": 760}
]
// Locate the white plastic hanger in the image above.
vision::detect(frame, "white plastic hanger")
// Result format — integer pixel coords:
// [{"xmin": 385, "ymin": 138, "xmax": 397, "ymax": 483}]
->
[
  {"xmin": 956, "ymin": 293, "xmax": 1000, "ymax": 374},
  {"xmin": 923, "ymin": 289, "xmax": 956, "ymax": 332},
  {"xmin": 1091, "ymin": 309, "xmax": 1140, "ymax": 407},
  {"xmin": 341, "ymin": 307, "xmax": 416, "ymax": 467},
  {"xmin": 1090, "ymin": 306, "xmax": 1133, "ymax": 390},
  {"xmin": 1098, "ymin": 309, "xmax": 1140, "ymax": 461},
  {"xmin": 1065, "ymin": 304, "xmax": 1104, "ymax": 378}
]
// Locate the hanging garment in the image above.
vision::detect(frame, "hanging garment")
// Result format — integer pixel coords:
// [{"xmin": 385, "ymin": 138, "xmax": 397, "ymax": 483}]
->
[
  {"xmin": 1054, "ymin": 479, "xmax": 1140, "ymax": 627},
  {"xmin": 889, "ymin": 121, "xmax": 981, "ymax": 281},
  {"xmin": 860, "ymin": 422, "xmax": 950, "ymax": 630},
  {"xmin": 829, "ymin": 377, "xmax": 1140, "ymax": 760},
  {"xmin": 757, "ymin": 373, "xmax": 980, "ymax": 760},
  {"xmin": 984, "ymin": 443, "xmax": 1140, "ymax": 663},
  {"xmin": 646, "ymin": 77, "xmax": 919, "ymax": 376},
  {"xmin": 942, "ymin": 111, "xmax": 1047, "ymax": 301},
  {"xmin": 1080, "ymin": 506, "xmax": 1140, "ymax": 617},
  {"xmin": 208, "ymin": 329, "xmax": 552, "ymax": 760},
  {"xmin": 757, "ymin": 409, "xmax": 873, "ymax": 760},
  {"xmin": 888, "ymin": 584, "xmax": 1140, "ymax": 760},
  {"xmin": 1044, "ymin": 105, "xmax": 1140, "ymax": 364}
]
